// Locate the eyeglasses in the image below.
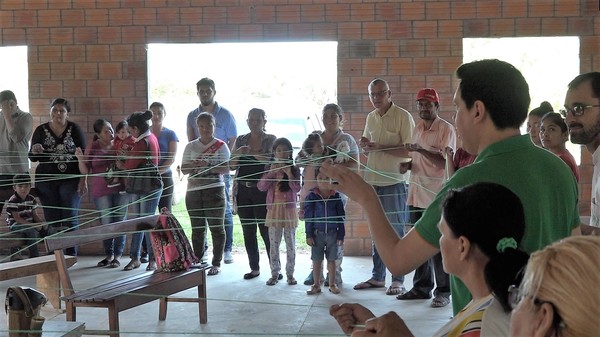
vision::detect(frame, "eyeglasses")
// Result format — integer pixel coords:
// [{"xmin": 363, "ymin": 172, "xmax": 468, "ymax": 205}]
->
[
  {"xmin": 508, "ymin": 285, "xmax": 566, "ymax": 329},
  {"xmin": 369, "ymin": 90, "xmax": 389, "ymax": 99},
  {"xmin": 559, "ymin": 104, "xmax": 600, "ymax": 117}
]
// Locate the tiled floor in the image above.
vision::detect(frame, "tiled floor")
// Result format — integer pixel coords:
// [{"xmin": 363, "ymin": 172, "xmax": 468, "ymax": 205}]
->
[{"xmin": 0, "ymin": 252, "xmax": 452, "ymax": 336}]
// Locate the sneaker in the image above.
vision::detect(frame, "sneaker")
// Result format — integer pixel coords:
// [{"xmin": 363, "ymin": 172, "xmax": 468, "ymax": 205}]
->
[
  {"xmin": 287, "ymin": 276, "xmax": 297, "ymax": 285},
  {"xmin": 224, "ymin": 251, "xmax": 234, "ymax": 264},
  {"xmin": 303, "ymin": 272, "xmax": 314, "ymax": 285},
  {"xmin": 266, "ymin": 276, "xmax": 278, "ymax": 286}
]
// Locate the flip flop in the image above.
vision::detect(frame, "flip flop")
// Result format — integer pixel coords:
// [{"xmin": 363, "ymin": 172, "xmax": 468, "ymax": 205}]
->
[
  {"xmin": 208, "ymin": 266, "xmax": 220, "ymax": 276},
  {"xmin": 386, "ymin": 285, "xmax": 407, "ymax": 296},
  {"xmin": 431, "ymin": 295, "xmax": 451, "ymax": 308},
  {"xmin": 353, "ymin": 279, "xmax": 385, "ymax": 290}
]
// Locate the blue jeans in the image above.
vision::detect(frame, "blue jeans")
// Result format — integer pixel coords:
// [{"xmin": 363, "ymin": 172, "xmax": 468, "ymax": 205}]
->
[
  {"xmin": 224, "ymin": 174, "xmax": 234, "ymax": 252},
  {"xmin": 9, "ymin": 224, "xmax": 40, "ymax": 257},
  {"xmin": 128, "ymin": 189, "xmax": 161, "ymax": 260},
  {"xmin": 371, "ymin": 183, "xmax": 408, "ymax": 283},
  {"xmin": 94, "ymin": 192, "xmax": 128, "ymax": 257},
  {"xmin": 36, "ymin": 178, "xmax": 81, "ymax": 256}
]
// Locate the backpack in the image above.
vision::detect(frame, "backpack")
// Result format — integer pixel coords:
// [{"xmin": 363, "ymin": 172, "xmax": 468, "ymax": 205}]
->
[{"xmin": 150, "ymin": 208, "xmax": 199, "ymax": 272}]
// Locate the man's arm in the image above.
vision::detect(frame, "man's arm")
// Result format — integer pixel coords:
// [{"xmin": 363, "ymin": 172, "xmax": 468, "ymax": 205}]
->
[{"xmin": 320, "ymin": 161, "xmax": 438, "ymax": 275}]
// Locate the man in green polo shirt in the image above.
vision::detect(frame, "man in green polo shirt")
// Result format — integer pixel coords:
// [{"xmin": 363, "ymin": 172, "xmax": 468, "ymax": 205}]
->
[{"xmin": 322, "ymin": 59, "xmax": 580, "ymax": 317}]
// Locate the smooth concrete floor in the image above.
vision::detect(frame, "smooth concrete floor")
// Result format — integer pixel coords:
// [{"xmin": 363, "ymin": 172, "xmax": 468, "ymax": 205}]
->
[{"xmin": 0, "ymin": 251, "xmax": 452, "ymax": 336}]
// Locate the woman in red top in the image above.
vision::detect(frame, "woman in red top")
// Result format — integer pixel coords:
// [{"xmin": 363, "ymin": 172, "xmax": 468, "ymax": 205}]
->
[{"xmin": 117, "ymin": 110, "xmax": 163, "ymax": 271}]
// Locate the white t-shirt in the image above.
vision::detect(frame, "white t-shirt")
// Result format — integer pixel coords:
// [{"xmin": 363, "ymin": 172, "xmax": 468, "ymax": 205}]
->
[{"xmin": 182, "ymin": 138, "xmax": 230, "ymax": 191}]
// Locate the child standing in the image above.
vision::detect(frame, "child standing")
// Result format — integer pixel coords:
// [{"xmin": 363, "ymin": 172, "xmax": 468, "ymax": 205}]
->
[
  {"xmin": 540, "ymin": 112, "xmax": 580, "ymax": 182},
  {"xmin": 5, "ymin": 174, "xmax": 45, "ymax": 259},
  {"xmin": 304, "ymin": 169, "xmax": 345, "ymax": 295},
  {"xmin": 296, "ymin": 132, "xmax": 326, "ymax": 219},
  {"xmin": 108, "ymin": 121, "xmax": 135, "ymax": 189},
  {"xmin": 258, "ymin": 138, "xmax": 301, "ymax": 286}
]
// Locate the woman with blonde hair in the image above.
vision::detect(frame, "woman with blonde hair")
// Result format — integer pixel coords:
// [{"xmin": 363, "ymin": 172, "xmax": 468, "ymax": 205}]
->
[{"xmin": 510, "ymin": 235, "xmax": 600, "ymax": 337}]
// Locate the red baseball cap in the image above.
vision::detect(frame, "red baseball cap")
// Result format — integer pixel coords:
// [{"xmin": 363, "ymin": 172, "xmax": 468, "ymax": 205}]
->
[{"xmin": 416, "ymin": 88, "xmax": 439, "ymax": 103}]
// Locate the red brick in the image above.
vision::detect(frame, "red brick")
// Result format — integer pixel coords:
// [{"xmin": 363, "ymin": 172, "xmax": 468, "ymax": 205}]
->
[
  {"xmin": 515, "ymin": 18, "xmax": 541, "ymax": 36},
  {"xmin": 37, "ymin": 9, "xmax": 61, "ymax": 27},
  {"xmin": 179, "ymin": 7, "xmax": 202, "ymax": 25},
  {"xmin": 489, "ymin": 19, "xmax": 516, "ymax": 36},
  {"xmin": 86, "ymin": 45, "xmax": 110, "ymax": 63},
  {"xmin": 72, "ymin": 0, "xmax": 96, "ymax": 9},
  {"xmin": 568, "ymin": 17, "xmax": 594, "ymax": 35},
  {"xmin": 14, "ymin": 10, "xmax": 37, "ymax": 27},
  {"xmin": 528, "ymin": 1, "xmax": 554, "ymax": 17},
  {"xmin": 109, "ymin": 8, "xmax": 133, "ymax": 26},
  {"xmin": 1, "ymin": 0, "xmax": 25, "ymax": 10},
  {"xmin": 110, "ymin": 45, "xmax": 134, "ymax": 62},
  {"xmin": 580, "ymin": 36, "xmax": 600, "ymax": 59},
  {"xmin": 425, "ymin": 1, "xmax": 450, "ymax": 20},
  {"xmin": 376, "ymin": 2, "xmax": 400, "ymax": 21},
  {"xmin": 110, "ymin": 80, "xmax": 134, "ymax": 97},
  {"xmin": 39, "ymin": 80, "xmax": 63, "ymax": 98},
  {"xmin": 123, "ymin": 97, "xmax": 148, "ymax": 112},
  {"xmin": 122, "ymin": 26, "xmax": 146, "ymax": 43},
  {"xmin": 338, "ymin": 22, "xmax": 361, "ymax": 41},
  {"xmin": 451, "ymin": 1, "xmax": 476, "ymax": 20},
  {"xmin": 413, "ymin": 20, "xmax": 437, "ymax": 39},
  {"xmin": 157, "ymin": 7, "xmax": 180, "ymax": 26},
  {"xmin": 438, "ymin": 20, "xmax": 462, "ymax": 38},
  {"xmin": 389, "ymin": 57, "xmax": 413, "ymax": 76},
  {"xmin": 23, "ymin": 0, "xmax": 48, "ymax": 10},
  {"xmin": 387, "ymin": 21, "xmax": 411, "ymax": 40},
  {"xmin": 123, "ymin": 62, "xmax": 145, "ymax": 80},
  {"xmin": 399, "ymin": 39, "xmax": 424, "ymax": 58},
  {"xmin": 363, "ymin": 58, "xmax": 387, "ymax": 77},
  {"xmin": 63, "ymin": 80, "xmax": 88, "ymax": 97},
  {"xmin": 85, "ymin": 9, "xmax": 108, "ymax": 27},
  {"xmin": 87, "ymin": 80, "xmax": 111, "ymax": 97},
  {"xmin": 2, "ymin": 28, "xmax": 26, "ymax": 45},
  {"xmin": 375, "ymin": 40, "xmax": 399, "ymax": 58},
  {"xmin": 215, "ymin": 24, "xmax": 240, "ymax": 41},
  {"xmin": 63, "ymin": 45, "xmax": 86, "ymax": 62},
  {"xmin": 132, "ymin": 7, "xmax": 157, "ymax": 25},
  {"xmin": 438, "ymin": 56, "xmax": 462, "ymax": 74},
  {"xmin": 362, "ymin": 22, "xmax": 386, "ymax": 40},
  {"xmin": 325, "ymin": 4, "xmax": 350, "ymax": 22},
  {"xmin": 277, "ymin": 5, "xmax": 300, "ymax": 24},
  {"xmin": 351, "ymin": 3, "xmax": 374, "ymax": 22},
  {"xmin": 74, "ymin": 27, "xmax": 98, "ymax": 44},
  {"xmin": 301, "ymin": 4, "xmax": 325, "ymax": 23},
  {"xmin": 252, "ymin": 5, "xmax": 276, "ymax": 24},
  {"xmin": 339, "ymin": 59, "xmax": 361, "ymax": 77},
  {"xmin": 61, "ymin": 9, "xmax": 85, "ymax": 27},
  {"xmin": 413, "ymin": 57, "xmax": 437, "ymax": 75},
  {"xmin": 0, "ymin": 11, "xmax": 14, "ymax": 28},
  {"xmin": 502, "ymin": 0, "xmax": 527, "ymax": 18},
  {"xmin": 45, "ymin": 0, "xmax": 72, "ymax": 9},
  {"xmin": 402, "ymin": 75, "xmax": 427, "ymax": 94},
  {"xmin": 143, "ymin": 0, "xmax": 166, "ymax": 7},
  {"xmin": 38, "ymin": 45, "xmax": 62, "ymax": 63},
  {"xmin": 463, "ymin": 19, "xmax": 490, "ymax": 37},
  {"xmin": 74, "ymin": 63, "xmax": 98, "ymax": 80},
  {"xmin": 312, "ymin": 22, "xmax": 337, "ymax": 40},
  {"xmin": 98, "ymin": 27, "xmax": 122, "ymax": 44},
  {"xmin": 425, "ymin": 39, "xmax": 450, "ymax": 57},
  {"xmin": 50, "ymin": 27, "xmax": 73, "ymax": 44},
  {"xmin": 50, "ymin": 63, "xmax": 74, "ymax": 80},
  {"xmin": 167, "ymin": 25, "xmax": 190, "ymax": 42},
  {"xmin": 120, "ymin": 0, "xmax": 144, "ymax": 8},
  {"xmin": 146, "ymin": 26, "xmax": 169, "ymax": 42},
  {"xmin": 99, "ymin": 98, "xmax": 124, "ymax": 115},
  {"xmin": 227, "ymin": 6, "xmax": 251, "ymax": 25},
  {"xmin": 98, "ymin": 63, "xmax": 122, "ymax": 80},
  {"xmin": 476, "ymin": 1, "xmax": 502, "ymax": 19},
  {"xmin": 555, "ymin": 0, "xmax": 579, "ymax": 17},
  {"xmin": 401, "ymin": 2, "xmax": 425, "ymax": 21},
  {"xmin": 203, "ymin": 7, "xmax": 227, "ymax": 25},
  {"xmin": 425, "ymin": 76, "xmax": 453, "ymax": 96},
  {"xmin": 288, "ymin": 23, "xmax": 313, "ymax": 39},
  {"xmin": 239, "ymin": 24, "xmax": 263, "ymax": 40},
  {"xmin": 541, "ymin": 18, "xmax": 568, "ymax": 36},
  {"xmin": 26, "ymin": 28, "xmax": 50, "ymax": 45},
  {"xmin": 29, "ymin": 63, "xmax": 50, "ymax": 81},
  {"xmin": 189, "ymin": 25, "xmax": 213, "ymax": 42},
  {"xmin": 167, "ymin": 0, "xmax": 190, "ymax": 8},
  {"xmin": 263, "ymin": 23, "xmax": 288, "ymax": 40}
]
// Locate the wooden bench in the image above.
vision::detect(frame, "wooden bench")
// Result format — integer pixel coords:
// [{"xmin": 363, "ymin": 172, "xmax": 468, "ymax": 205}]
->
[
  {"xmin": 0, "ymin": 254, "xmax": 77, "ymax": 310},
  {"xmin": 45, "ymin": 215, "xmax": 208, "ymax": 337}
]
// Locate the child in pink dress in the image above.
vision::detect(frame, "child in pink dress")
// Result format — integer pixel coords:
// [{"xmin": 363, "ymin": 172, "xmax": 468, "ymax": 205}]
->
[
  {"xmin": 540, "ymin": 112, "xmax": 580, "ymax": 182},
  {"xmin": 258, "ymin": 137, "xmax": 301, "ymax": 286}
]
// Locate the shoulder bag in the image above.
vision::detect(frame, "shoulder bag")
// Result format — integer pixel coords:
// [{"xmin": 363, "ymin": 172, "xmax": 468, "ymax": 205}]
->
[{"xmin": 125, "ymin": 138, "xmax": 164, "ymax": 194}]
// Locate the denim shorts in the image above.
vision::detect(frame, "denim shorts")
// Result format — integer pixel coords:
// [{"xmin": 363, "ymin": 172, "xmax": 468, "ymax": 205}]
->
[{"xmin": 310, "ymin": 230, "xmax": 338, "ymax": 261}]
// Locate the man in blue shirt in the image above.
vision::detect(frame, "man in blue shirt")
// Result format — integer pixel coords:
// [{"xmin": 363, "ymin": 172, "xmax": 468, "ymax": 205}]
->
[{"xmin": 186, "ymin": 78, "xmax": 237, "ymax": 264}]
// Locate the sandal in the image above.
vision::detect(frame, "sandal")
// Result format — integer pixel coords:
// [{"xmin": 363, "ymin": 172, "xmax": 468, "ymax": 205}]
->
[
  {"xmin": 386, "ymin": 284, "xmax": 407, "ymax": 296},
  {"xmin": 431, "ymin": 295, "xmax": 451, "ymax": 308},
  {"xmin": 207, "ymin": 266, "xmax": 220, "ymax": 276},
  {"xmin": 109, "ymin": 259, "xmax": 121, "ymax": 268},
  {"xmin": 266, "ymin": 276, "xmax": 278, "ymax": 286},
  {"xmin": 287, "ymin": 276, "xmax": 297, "ymax": 285},
  {"xmin": 123, "ymin": 259, "xmax": 141, "ymax": 271},
  {"xmin": 146, "ymin": 261, "xmax": 157, "ymax": 271},
  {"xmin": 329, "ymin": 285, "xmax": 341, "ymax": 294},
  {"xmin": 97, "ymin": 258, "xmax": 110, "ymax": 267},
  {"xmin": 353, "ymin": 279, "xmax": 385, "ymax": 290},
  {"xmin": 306, "ymin": 285, "xmax": 321, "ymax": 295}
]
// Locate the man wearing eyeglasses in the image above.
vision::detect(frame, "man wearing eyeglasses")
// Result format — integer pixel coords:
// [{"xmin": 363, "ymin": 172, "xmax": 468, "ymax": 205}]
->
[
  {"xmin": 354, "ymin": 78, "xmax": 415, "ymax": 296},
  {"xmin": 0, "ymin": 90, "xmax": 32, "ymax": 213},
  {"xmin": 563, "ymin": 72, "xmax": 600, "ymax": 232},
  {"xmin": 396, "ymin": 88, "xmax": 456, "ymax": 308}
]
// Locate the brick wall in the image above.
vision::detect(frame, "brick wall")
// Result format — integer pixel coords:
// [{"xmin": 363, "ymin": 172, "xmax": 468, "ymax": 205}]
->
[{"xmin": 0, "ymin": 0, "xmax": 598, "ymax": 255}]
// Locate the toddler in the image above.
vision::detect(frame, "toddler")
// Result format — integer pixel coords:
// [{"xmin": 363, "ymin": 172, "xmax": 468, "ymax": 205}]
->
[{"xmin": 108, "ymin": 121, "xmax": 135, "ymax": 189}]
